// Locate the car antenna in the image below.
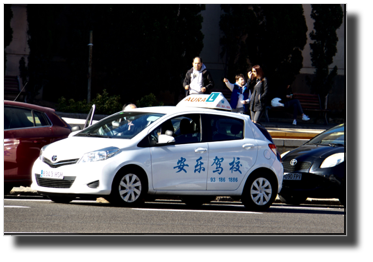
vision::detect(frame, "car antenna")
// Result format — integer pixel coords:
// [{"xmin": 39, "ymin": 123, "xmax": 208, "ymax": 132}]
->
[{"xmin": 14, "ymin": 81, "xmax": 28, "ymax": 102}]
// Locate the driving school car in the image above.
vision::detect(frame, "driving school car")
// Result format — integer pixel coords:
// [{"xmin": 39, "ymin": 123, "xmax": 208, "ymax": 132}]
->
[{"xmin": 31, "ymin": 93, "xmax": 283, "ymax": 211}]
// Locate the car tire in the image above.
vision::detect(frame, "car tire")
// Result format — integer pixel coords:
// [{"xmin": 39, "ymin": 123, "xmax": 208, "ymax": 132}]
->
[
  {"xmin": 338, "ymin": 180, "xmax": 346, "ymax": 206},
  {"xmin": 4, "ymin": 186, "xmax": 13, "ymax": 195},
  {"xmin": 241, "ymin": 173, "xmax": 277, "ymax": 211},
  {"xmin": 278, "ymin": 193, "xmax": 307, "ymax": 205},
  {"xmin": 109, "ymin": 168, "xmax": 147, "ymax": 207},
  {"xmin": 49, "ymin": 196, "xmax": 75, "ymax": 204}
]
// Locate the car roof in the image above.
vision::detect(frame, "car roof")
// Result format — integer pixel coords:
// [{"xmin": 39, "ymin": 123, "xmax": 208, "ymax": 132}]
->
[{"xmin": 4, "ymin": 100, "xmax": 56, "ymax": 112}]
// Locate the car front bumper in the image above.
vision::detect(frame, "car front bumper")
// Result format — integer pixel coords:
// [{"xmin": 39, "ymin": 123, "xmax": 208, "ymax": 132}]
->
[{"xmin": 30, "ymin": 157, "xmax": 117, "ymax": 196}]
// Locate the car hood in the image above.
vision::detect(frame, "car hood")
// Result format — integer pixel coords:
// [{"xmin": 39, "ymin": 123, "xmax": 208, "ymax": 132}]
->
[
  {"xmin": 283, "ymin": 144, "xmax": 344, "ymax": 162},
  {"xmin": 42, "ymin": 136, "xmax": 134, "ymax": 161}
]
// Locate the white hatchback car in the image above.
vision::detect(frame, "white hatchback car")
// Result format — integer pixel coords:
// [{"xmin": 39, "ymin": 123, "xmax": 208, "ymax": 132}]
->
[{"xmin": 31, "ymin": 93, "xmax": 283, "ymax": 211}]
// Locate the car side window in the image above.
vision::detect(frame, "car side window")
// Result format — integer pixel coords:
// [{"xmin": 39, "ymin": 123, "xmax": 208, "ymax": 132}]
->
[
  {"xmin": 172, "ymin": 114, "xmax": 201, "ymax": 144},
  {"xmin": 33, "ymin": 111, "xmax": 51, "ymax": 127},
  {"xmin": 144, "ymin": 114, "xmax": 201, "ymax": 146},
  {"xmin": 4, "ymin": 106, "xmax": 34, "ymax": 130},
  {"xmin": 202, "ymin": 114, "xmax": 244, "ymax": 142}
]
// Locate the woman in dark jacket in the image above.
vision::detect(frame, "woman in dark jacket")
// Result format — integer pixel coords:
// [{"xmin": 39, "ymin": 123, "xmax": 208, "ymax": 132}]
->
[{"xmin": 248, "ymin": 65, "xmax": 269, "ymax": 123}]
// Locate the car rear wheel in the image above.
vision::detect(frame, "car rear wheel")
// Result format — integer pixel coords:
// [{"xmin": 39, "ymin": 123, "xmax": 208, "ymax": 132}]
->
[
  {"xmin": 4, "ymin": 186, "xmax": 13, "ymax": 195},
  {"xmin": 241, "ymin": 173, "xmax": 277, "ymax": 211},
  {"xmin": 109, "ymin": 168, "xmax": 147, "ymax": 207}
]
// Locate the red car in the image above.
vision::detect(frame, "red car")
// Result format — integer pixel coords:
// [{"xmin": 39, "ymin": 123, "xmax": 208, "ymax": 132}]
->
[{"xmin": 4, "ymin": 100, "xmax": 71, "ymax": 194}]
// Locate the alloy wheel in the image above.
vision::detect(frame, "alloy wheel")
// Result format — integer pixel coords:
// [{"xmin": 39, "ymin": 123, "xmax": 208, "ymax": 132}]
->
[
  {"xmin": 118, "ymin": 173, "xmax": 142, "ymax": 203},
  {"xmin": 250, "ymin": 177, "xmax": 273, "ymax": 206}
]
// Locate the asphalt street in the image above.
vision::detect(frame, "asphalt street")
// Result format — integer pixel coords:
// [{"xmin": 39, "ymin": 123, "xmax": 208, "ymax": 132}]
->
[{"xmin": 4, "ymin": 198, "xmax": 345, "ymax": 234}]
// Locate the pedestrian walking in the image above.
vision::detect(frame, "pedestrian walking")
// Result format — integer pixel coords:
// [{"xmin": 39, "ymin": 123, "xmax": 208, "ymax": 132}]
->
[
  {"xmin": 183, "ymin": 57, "xmax": 214, "ymax": 96},
  {"xmin": 223, "ymin": 74, "xmax": 251, "ymax": 113}
]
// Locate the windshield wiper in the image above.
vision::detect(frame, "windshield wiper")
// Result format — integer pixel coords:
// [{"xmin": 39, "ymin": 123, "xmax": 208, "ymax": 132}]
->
[
  {"xmin": 328, "ymin": 143, "xmax": 344, "ymax": 147},
  {"xmin": 76, "ymin": 133, "xmax": 111, "ymax": 138},
  {"xmin": 310, "ymin": 142, "xmax": 344, "ymax": 147}
]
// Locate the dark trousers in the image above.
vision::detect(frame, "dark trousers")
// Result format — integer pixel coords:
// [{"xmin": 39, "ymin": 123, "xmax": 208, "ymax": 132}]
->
[
  {"xmin": 250, "ymin": 110, "xmax": 263, "ymax": 122},
  {"xmin": 284, "ymin": 99, "xmax": 303, "ymax": 119}
]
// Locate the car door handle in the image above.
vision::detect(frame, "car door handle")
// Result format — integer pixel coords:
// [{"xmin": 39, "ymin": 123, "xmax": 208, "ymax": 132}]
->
[
  {"xmin": 195, "ymin": 148, "xmax": 207, "ymax": 153},
  {"xmin": 242, "ymin": 144, "xmax": 255, "ymax": 149}
]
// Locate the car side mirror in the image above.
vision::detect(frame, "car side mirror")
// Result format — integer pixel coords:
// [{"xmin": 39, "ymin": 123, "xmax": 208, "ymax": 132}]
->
[
  {"xmin": 158, "ymin": 130, "xmax": 175, "ymax": 144},
  {"xmin": 71, "ymin": 125, "xmax": 82, "ymax": 132},
  {"xmin": 68, "ymin": 130, "xmax": 81, "ymax": 138}
]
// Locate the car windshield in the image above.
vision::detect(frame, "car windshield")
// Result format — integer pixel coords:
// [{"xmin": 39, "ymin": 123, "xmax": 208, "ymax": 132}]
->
[
  {"xmin": 75, "ymin": 112, "xmax": 164, "ymax": 139},
  {"xmin": 306, "ymin": 124, "xmax": 345, "ymax": 146}
]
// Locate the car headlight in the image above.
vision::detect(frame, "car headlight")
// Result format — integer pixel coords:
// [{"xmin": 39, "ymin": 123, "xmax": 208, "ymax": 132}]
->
[
  {"xmin": 39, "ymin": 145, "xmax": 49, "ymax": 160},
  {"xmin": 320, "ymin": 153, "xmax": 344, "ymax": 168},
  {"xmin": 78, "ymin": 147, "xmax": 120, "ymax": 164},
  {"xmin": 281, "ymin": 150, "xmax": 290, "ymax": 158}
]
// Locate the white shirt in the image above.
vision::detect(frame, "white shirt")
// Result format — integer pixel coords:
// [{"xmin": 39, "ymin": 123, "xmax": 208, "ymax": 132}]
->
[{"xmin": 189, "ymin": 64, "xmax": 207, "ymax": 94}]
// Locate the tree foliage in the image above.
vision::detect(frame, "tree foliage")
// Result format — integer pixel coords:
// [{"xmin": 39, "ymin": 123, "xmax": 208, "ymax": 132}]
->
[
  {"xmin": 57, "ymin": 89, "xmax": 122, "ymax": 114},
  {"xmin": 308, "ymin": 4, "xmax": 343, "ymax": 100},
  {"xmin": 26, "ymin": 4, "xmax": 205, "ymax": 105},
  {"xmin": 4, "ymin": 4, "xmax": 14, "ymax": 73},
  {"xmin": 220, "ymin": 4, "xmax": 308, "ymax": 92}
]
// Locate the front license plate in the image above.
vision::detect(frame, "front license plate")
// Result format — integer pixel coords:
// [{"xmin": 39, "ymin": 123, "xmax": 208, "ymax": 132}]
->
[
  {"xmin": 283, "ymin": 173, "xmax": 302, "ymax": 180},
  {"xmin": 40, "ymin": 170, "xmax": 64, "ymax": 179}
]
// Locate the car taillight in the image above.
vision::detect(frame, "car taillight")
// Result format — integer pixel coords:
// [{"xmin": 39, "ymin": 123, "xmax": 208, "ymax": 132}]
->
[{"xmin": 268, "ymin": 143, "xmax": 281, "ymax": 162}]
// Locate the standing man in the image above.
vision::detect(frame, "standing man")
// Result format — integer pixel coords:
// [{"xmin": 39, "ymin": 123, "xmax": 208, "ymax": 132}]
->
[{"xmin": 183, "ymin": 57, "xmax": 214, "ymax": 96}]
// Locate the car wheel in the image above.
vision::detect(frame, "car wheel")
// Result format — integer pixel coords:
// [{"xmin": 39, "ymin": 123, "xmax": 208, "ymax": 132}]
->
[
  {"xmin": 278, "ymin": 193, "xmax": 308, "ymax": 205},
  {"xmin": 109, "ymin": 168, "xmax": 147, "ymax": 207},
  {"xmin": 338, "ymin": 181, "xmax": 346, "ymax": 206},
  {"xmin": 49, "ymin": 196, "xmax": 75, "ymax": 203},
  {"xmin": 4, "ymin": 186, "xmax": 13, "ymax": 195},
  {"xmin": 241, "ymin": 173, "xmax": 277, "ymax": 211}
]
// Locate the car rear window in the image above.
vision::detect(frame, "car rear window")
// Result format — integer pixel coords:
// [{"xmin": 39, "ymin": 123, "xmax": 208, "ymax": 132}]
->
[{"xmin": 34, "ymin": 111, "xmax": 51, "ymax": 126}]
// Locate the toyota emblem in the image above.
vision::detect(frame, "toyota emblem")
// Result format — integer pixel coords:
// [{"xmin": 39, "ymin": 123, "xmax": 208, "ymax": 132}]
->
[
  {"xmin": 51, "ymin": 155, "xmax": 57, "ymax": 162},
  {"xmin": 290, "ymin": 159, "xmax": 297, "ymax": 166}
]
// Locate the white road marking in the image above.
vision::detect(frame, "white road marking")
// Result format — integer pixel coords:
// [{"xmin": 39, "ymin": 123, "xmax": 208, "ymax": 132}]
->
[
  {"xmin": 5, "ymin": 206, "xmax": 30, "ymax": 208},
  {"xmin": 133, "ymin": 208, "xmax": 262, "ymax": 214}
]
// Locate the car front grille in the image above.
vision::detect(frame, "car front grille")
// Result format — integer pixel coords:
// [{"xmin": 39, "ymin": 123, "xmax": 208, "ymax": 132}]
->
[
  {"xmin": 283, "ymin": 161, "xmax": 312, "ymax": 172},
  {"xmin": 42, "ymin": 157, "xmax": 79, "ymax": 168},
  {"xmin": 35, "ymin": 174, "xmax": 76, "ymax": 188}
]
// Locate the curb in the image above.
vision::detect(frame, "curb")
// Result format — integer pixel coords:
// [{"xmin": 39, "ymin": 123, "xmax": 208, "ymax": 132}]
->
[{"xmin": 268, "ymin": 131, "xmax": 318, "ymax": 140}]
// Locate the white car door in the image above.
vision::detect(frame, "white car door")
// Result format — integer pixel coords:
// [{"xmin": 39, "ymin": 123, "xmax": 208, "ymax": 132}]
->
[
  {"xmin": 202, "ymin": 114, "xmax": 258, "ymax": 191},
  {"xmin": 150, "ymin": 114, "xmax": 209, "ymax": 191}
]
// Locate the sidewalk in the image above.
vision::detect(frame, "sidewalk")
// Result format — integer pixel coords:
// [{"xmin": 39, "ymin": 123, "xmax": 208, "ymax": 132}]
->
[{"xmin": 260, "ymin": 119, "xmax": 338, "ymax": 153}]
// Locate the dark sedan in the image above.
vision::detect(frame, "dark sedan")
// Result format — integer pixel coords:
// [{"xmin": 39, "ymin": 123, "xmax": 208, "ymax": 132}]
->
[
  {"xmin": 279, "ymin": 123, "xmax": 345, "ymax": 205},
  {"xmin": 4, "ymin": 100, "xmax": 71, "ymax": 194}
]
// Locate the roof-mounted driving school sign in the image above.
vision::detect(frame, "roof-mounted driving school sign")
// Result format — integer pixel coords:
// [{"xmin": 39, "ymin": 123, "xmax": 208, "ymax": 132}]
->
[{"xmin": 176, "ymin": 92, "xmax": 232, "ymax": 111}]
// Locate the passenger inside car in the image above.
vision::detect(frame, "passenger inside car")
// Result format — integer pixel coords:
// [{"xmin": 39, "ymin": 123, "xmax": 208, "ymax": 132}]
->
[{"xmin": 175, "ymin": 118, "xmax": 199, "ymax": 144}]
